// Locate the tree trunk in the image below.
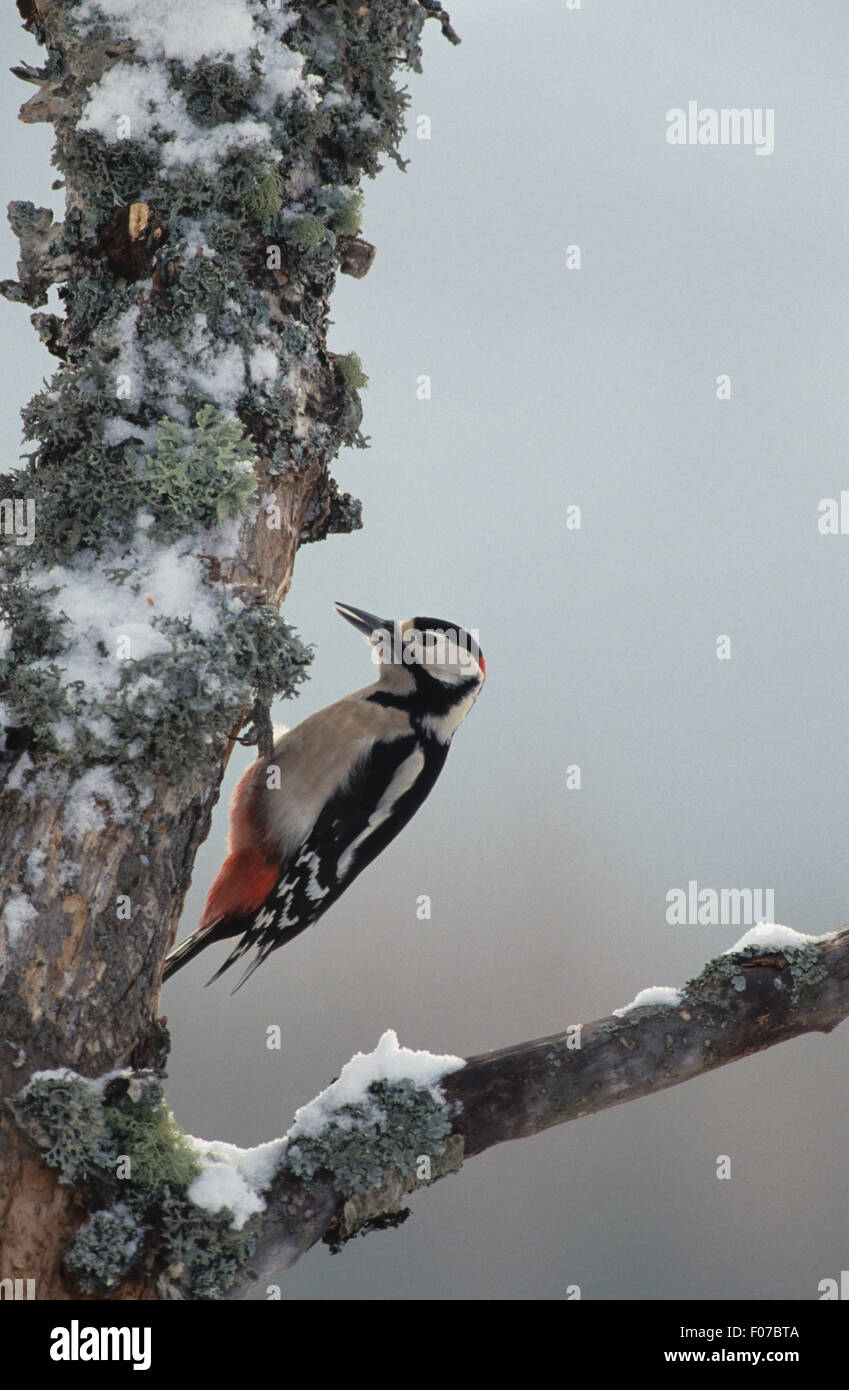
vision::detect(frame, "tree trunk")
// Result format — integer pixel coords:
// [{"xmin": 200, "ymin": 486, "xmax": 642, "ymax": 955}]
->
[{"xmin": 0, "ymin": 0, "xmax": 456, "ymax": 1298}]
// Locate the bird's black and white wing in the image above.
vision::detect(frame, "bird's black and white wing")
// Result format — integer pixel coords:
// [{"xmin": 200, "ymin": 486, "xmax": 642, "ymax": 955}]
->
[{"xmin": 209, "ymin": 729, "xmax": 448, "ymax": 989}]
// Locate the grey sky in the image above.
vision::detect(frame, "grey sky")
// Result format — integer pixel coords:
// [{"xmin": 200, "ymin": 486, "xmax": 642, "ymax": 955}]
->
[{"xmin": 2, "ymin": 0, "xmax": 848, "ymax": 1299}]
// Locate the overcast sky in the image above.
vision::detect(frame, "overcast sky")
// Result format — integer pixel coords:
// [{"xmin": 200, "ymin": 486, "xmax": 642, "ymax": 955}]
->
[{"xmin": 3, "ymin": 0, "xmax": 849, "ymax": 1300}]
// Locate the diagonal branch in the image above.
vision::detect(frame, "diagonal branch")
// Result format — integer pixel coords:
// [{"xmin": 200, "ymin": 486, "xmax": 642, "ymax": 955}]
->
[{"xmin": 224, "ymin": 925, "xmax": 849, "ymax": 1296}]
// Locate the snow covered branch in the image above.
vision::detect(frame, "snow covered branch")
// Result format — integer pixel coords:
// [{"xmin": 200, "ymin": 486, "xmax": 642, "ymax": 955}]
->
[
  {"xmin": 445, "ymin": 923, "xmax": 849, "ymax": 1157},
  {"xmin": 219, "ymin": 923, "xmax": 849, "ymax": 1295}
]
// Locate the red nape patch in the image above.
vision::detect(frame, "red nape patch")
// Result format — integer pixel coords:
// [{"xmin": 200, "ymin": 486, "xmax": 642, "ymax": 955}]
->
[
  {"xmin": 200, "ymin": 849, "xmax": 279, "ymax": 927},
  {"xmin": 479, "ymin": 655, "xmax": 486, "ymax": 678}
]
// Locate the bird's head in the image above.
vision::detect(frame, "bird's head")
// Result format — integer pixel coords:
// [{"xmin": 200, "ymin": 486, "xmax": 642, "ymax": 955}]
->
[{"xmin": 334, "ymin": 601, "xmax": 486, "ymax": 699}]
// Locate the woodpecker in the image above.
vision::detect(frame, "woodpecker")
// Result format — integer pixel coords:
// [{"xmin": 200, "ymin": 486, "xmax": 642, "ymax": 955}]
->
[{"xmin": 163, "ymin": 602, "xmax": 485, "ymax": 990}]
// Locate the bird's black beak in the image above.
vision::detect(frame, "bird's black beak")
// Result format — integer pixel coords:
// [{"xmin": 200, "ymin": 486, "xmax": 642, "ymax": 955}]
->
[{"xmin": 333, "ymin": 602, "xmax": 394, "ymax": 641}]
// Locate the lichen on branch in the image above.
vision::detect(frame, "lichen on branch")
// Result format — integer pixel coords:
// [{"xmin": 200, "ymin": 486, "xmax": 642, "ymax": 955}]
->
[
  {"xmin": 16, "ymin": 1069, "xmax": 256, "ymax": 1297},
  {"xmin": 15, "ymin": 1029, "xmax": 465, "ymax": 1297}
]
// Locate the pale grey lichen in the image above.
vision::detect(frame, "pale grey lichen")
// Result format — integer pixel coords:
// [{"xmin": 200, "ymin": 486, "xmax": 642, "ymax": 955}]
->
[
  {"xmin": 65, "ymin": 1204, "xmax": 142, "ymax": 1294},
  {"xmin": 157, "ymin": 1194, "xmax": 259, "ymax": 1301},
  {"xmin": 15, "ymin": 1071, "xmax": 114, "ymax": 1184},
  {"xmin": 145, "ymin": 407, "xmax": 259, "ymax": 534},
  {"xmin": 286, "ymin": 1078, "xmax": 456, "ymax": 1196},
  {"xmin": 684, "ymin": 939, "xmax": 829, "ymax": 1011}
]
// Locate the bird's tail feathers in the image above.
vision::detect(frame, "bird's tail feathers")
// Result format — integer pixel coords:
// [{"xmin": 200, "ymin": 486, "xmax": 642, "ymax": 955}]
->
[
  {"xmin": 203, "ymin": 933, "xmax": 258, "ymax": 991},
  {"xmin": 162, "ymin": 926, "xmax": 220, "ymax": 982},
  {"xmin": 162, "ymin": 847, "xmax": 280, "ymax": 984}
]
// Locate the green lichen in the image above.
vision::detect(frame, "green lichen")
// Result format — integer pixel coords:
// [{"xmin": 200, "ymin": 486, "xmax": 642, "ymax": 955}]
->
[
  {"xmin": 334, "ymin": 352, "xmax": 368, "ymax": 390},
  {"xmin": 286, "ymin": 1078, "xmax": 455, "ymax": 1196},
  {"xmin": 331, "ymin": 191, "xmax": 364, "ymax": 237},
  {"xmin": 0, "ymin": 580, "xmax": 312, "ymax": 777},
  {"xmin": 147, "ymin": 406, "xmax": 258, "ymax": 533},
  {"xmin": 105, "ymin": 1094, "xmax": 202, "ymax": 1191},
  {"xmin": 178, "ymin": 58, "xmax": 258, "ymax": 127},
  {"xmin": 285, "ymin": 214, "xmax": 329, "ymax": 252},
  {"xmin": 780, "ymin": 942, "xmax": 829, "ymax": 999},
  {"xmin": 244, "ymin": 167, "xmax": 284, "ymax": 224},
  {"xmin": 310, "ymin": 186, "xmax": 364, "ymax": 238},
  {"xmin": 323, "ymin": 488, "xmax": 364, "ymax": 536},
  {"xmin": 6, "ymin": 359, "xmax": 139, "ymax": 565},
  {"xmin": 683, "ymin": 938, "xmax": 829, "ymax": 1013}
]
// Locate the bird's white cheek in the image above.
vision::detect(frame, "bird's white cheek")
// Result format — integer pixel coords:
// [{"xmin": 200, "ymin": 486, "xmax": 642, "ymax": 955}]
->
[
  {"xmin": 420, "ymin": 685, "xmax": 482, "ymax": 743},
  {"xmin": 425, "ymin": 659, "xmax": 481, "ymax": 687}
]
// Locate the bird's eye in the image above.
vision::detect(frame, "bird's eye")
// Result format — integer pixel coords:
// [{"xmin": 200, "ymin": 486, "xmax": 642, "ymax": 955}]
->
[
  {"xmin": 432, "ymin": 633, "xmax": 452, "ymax": 663},
  {"xmin": 369, "ymin": 624, "xmax": 401, "ymax": 664},
  {"xmin": 401, "ymin": 629, "xmax": 424, "ymax": 664},
  {"xmin": 414, "ymin": 630, "xmax": 444, "ymax": 664}
]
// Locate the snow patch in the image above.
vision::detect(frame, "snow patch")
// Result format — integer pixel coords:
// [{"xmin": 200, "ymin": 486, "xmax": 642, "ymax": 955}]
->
[
  {"xmin": 103, "ymin": 418, "xmax": 157, "ymax": 450},
  {"xmin": 613, "ymin": 986, "xmax": 683, "ymax": 1018},
  {"xmin": 5, "ymin": 751, "xmax": 33, "ymax": 792},
  {"xmin": 724, "ymin": 922, "xmax": 825, "ymax": 955},
  {"xmin": 63, "ymin": 766, "xmax": 132, "ymax": 838},
  {"xmin": 78, "ymin": 1, "xmax": 320, "ymax": 170},
  {"xmin": 250, "ymin": 345, "xmax": 280, "ymax": 386},
  {"xmin": 79, "ymin": 60, "xmax": 277, "ymax": 169},
  {"xmin": 144, "ymin": 313, "xmax": 249, "ymax": 415},
  {"xmin": 29, "ymin": 519, "xmax": 234, "ymax": 750},
  {"xmin": 186, "ymin": 1135, "xmax": 287, "ymax": 1230},
  {"xmin": 177, "ymin": 220, "xmax": 218, "ymax": 258},
  {"xmin": 79, "ymin": 63, "xmax": 175, "ymax": 143},
  {"xmin": 25, "ymin": 848, "xmax": 46, "ymax": 888},
  {"xmin": 3, "ymin": 891, "xmax": 38, "ymax": 947},
  {"xmin": 81, "ymin": 0, "xmax": 265, "ymax": 68},
  {"xmin": 288, "ymin": 1029, "xmax": 465, "ymax": 1140}
]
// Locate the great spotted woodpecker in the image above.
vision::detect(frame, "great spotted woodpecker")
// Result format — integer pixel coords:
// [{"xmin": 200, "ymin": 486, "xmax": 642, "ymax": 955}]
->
[{"xmin": 162, "ymin": 602, "xmax": 485, "ymax": 990}]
